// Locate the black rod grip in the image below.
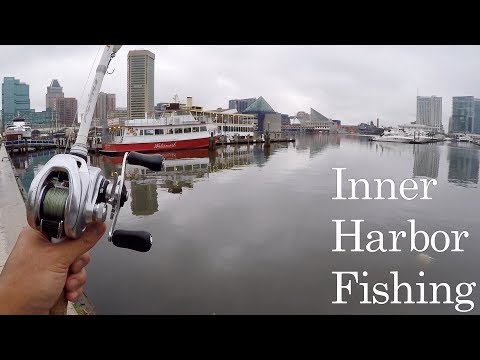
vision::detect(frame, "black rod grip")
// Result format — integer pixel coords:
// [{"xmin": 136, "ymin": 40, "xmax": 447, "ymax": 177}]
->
[
  {"xmin": 127, "ymin": 151, "xmax": 164, "ymax": 171},
  {"xmin": 112, "ymin": 230, "xmax": 152, "ymax": 252}
]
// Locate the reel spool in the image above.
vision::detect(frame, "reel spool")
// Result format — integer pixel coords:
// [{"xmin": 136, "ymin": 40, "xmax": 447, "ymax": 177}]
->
[{"xmin": 39, "ymin": 186, "xmax": 69, "ymax": 240}]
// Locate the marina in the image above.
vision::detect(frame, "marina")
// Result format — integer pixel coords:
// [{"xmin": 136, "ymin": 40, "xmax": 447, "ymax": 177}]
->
[
  {"xmin": 2, "ymin": 45, "xmax": 480, "ymax": 316},
  {"xmin": 8, "ymin": 134, "xmax": 480, "ymax": 314}
]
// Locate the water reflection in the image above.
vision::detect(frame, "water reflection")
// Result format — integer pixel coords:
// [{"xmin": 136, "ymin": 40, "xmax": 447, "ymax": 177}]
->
[
  {"xmin": 413, "ymin": 144, "xmax": 440, "ymax": 179},
  {"xmin": 294, "ymin": 133, "xmax": 341, "ymax": 157},
  {"xmin": 96, "ymin": 145, "xmax": 272, "ymax": 210},
  {"xmin": 130, "ymin": 182, "xmax": 158, "ymax": 216},
  {"xmin": 10, "ymin": 149, "xmax": 59, "ymax": 191},
  {"xmin": 447, "ymin": 145, "xmax": 479, "ymax": 186},
  {"xmin": 11, "ymin": 135, "xmax": 480, "ymax": 314}
]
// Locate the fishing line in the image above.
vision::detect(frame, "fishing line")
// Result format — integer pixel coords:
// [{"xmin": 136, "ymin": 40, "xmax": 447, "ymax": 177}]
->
[{"xmin": 42, "ymin": 187, "xmax": 69, "ymax": 220}]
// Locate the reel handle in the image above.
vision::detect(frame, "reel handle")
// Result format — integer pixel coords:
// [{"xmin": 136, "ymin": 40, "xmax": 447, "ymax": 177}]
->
[
  {"xmin": 111, "ymin": 229, "xmax": 153, "ymax": 252},
  {"xmin": 127, "ymin": 152, "xmax": 164, "ymax": 171}
]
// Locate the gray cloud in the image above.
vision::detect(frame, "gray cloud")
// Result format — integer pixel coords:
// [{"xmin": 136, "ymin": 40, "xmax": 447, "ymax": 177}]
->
[{"xmin": 1, "ymin": 45, "xmax": 479, "ymax": 127}]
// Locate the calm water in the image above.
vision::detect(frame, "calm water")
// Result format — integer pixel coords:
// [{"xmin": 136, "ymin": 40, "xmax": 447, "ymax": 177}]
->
[{"xmin": 14, "ymin": 135, "xmax": 480, "ymax": 314}]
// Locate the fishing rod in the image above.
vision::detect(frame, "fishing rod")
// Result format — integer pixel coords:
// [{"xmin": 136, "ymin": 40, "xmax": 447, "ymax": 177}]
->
[{"xmin": 25, "ymin": 45, "xmax": 164, "ymax": 314}]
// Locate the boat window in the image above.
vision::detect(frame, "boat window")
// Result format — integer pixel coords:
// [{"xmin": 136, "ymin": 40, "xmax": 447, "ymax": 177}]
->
[
  {"xmin": 175, "ymin": 128, "xmax": 183, "ymax": 134},
  {"xmin": 155, "ymin": 129, "xmax": 164, "ymax": 135},
  {"xmin": 200, "ymin": 126, "xmax": 207, "ymax": 132},
  {"xmin": 145, "ymin": 129, "xmax": 155, "ymax": 135},
  {"xmin": 184, "ymin": 164, "xmax": 193, "ymax": 171},
  {"xmin": 166, "ymin": 128, "xmax": 174, "ymax": 134},
  {"xmin": 184, "ymin": 127, "xmax": 191, "ymax": 133},
  {"xmin": 165, "ymin": 166, "xmax": 175, "ymax": 172},
  {"xmin": 218, "ymin": 126, "xmax": 222, "ymax": 132},
  {"xmin": 139, "ymin": 129, "xmax": 144, "ymax": 136},
  {"xmin": 192, "ymin": 127, "xmax": 199, "ymax": 133}
]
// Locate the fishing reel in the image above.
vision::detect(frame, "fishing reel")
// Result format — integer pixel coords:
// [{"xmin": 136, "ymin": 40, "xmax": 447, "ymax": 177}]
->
[{"xmin": 26, "ymin": 151, "xmax": 164, "ymax": 252}]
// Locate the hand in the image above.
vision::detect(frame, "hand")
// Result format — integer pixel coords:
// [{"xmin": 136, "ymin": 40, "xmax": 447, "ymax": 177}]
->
[{"xmin": 0, "ymin": 222, "xmax": 106, "ymax": 314}]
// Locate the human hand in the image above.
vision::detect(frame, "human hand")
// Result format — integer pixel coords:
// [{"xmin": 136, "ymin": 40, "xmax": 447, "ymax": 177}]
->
[{"xmin": 0, "ymin": 222, "xmax": 106, "ymax": 314}]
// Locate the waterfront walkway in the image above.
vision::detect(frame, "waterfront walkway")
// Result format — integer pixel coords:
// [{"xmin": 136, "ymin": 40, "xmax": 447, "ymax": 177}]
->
[{"xmin": 0, "ymin": 143, "xmax": 77, "ymax": 315}]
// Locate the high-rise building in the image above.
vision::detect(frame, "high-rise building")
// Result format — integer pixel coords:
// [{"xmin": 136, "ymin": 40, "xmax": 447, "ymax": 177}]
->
[
  {"xmin": 451, "ymin": 96, "xmax": 475, "ymax": 133},
  {"xmin": 54, "ymin": 97, "xmax": 77, "ymax": 126},
  {"xmin": 474, "ymin": 99, "xmax": 480, "ymax": 134},
  {"xmin": 2, "ymin": 77, "xmax": 30, "ymax": 129},
  {"xmin": 416, "ymin": 96, "xmax": 442, "ymax": 130},
  {"xmin": 107, "ymin": 93, "xmax": 116, "ymax": 114},
  {"xmin": 94, "ymin": 92, "xmax": 116, "ymax": 126},
  {"xmin": 46, "ymin": 79, "xmax": 64, "ymax": 110},
  {"xmin": 127, "ymin": 50, "xmax": 155, "ymax": 119},
  {"xmin": 229, "ymin": 98, "xmax": 256, "ymax": 113}
]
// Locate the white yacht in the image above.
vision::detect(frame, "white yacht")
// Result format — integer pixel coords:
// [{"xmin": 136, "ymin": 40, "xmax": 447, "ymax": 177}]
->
[{"xmin": 370, "ymin": 128, "xmax": 413, "ymax": 143}]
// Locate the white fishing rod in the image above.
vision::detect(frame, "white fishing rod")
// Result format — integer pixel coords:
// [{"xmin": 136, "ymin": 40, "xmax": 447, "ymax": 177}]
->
[{"xmin": 25, "ymin": 45, "xmax": 164, "ymax": 314}]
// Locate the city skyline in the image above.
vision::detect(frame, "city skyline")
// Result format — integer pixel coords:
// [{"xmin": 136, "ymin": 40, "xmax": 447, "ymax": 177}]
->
[{"xmin": 2, "ymin": 45, "xmax": 480, "ymax": 127}]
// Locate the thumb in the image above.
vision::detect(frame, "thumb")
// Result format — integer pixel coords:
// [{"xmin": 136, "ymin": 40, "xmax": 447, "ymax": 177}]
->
[{"xmin": 55, "ymin": 222, "xmax": 106, "ymax": 264}]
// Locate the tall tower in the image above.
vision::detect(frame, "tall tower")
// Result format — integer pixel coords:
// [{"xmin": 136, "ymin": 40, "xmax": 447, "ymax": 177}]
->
[
  {"xmin": 452, "ymin": 96, "xmax": 475, "ymax": 133},
  {"xmin": 2, "ymin": 77, "xmax": 30, "ymax": 130},
  {"xmin": 46, "ymin": 79, "xmax": 64, "ymax": 110},
  {"xmin": 416, "ymin": 95, "xmax": 442, "ymax": 130},
  {"xmin": 127, "ymin": 50, "xmax": 155, "ymax": 119}
]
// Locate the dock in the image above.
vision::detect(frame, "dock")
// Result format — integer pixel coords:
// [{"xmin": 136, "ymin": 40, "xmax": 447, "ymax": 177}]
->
[{"xmin": 0, "ymin": 142, "xmax": 78, "ymax": 315}]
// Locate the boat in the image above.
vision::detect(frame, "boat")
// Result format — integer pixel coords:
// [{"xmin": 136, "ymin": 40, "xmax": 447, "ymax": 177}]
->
[
  {"xmin": 3, "ymin": 117, "xmax": 32, "ymax": 141},
  {"xmin": 370, "ymin": 128, "xmax": 413, "ymax": 143},
  {"xmin": 100, "ymin": 110, "xmax": 220, "ymax": 154},
  {"xmin": 451, "ymin": 134, "xmax": 470, "ymax": 142}
]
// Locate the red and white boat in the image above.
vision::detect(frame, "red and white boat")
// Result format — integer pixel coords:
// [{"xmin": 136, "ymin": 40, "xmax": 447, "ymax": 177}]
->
[{"xmin": 101, "ymin": 110, "xmax": 219, "ymax": 154}]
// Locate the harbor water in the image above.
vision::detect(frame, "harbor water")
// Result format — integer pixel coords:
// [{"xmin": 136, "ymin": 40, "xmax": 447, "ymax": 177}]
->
[{"xmin": 13, "ymin": 134, "xmax": 480, "ymax": 314}]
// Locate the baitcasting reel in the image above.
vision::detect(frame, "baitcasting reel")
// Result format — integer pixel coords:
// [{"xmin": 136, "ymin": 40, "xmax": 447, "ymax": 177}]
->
[{"xmin": 26, "ymin": 151, "xmax": 164, "ymax": 252}]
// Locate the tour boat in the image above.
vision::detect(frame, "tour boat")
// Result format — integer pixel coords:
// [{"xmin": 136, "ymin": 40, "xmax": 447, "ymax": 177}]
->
[
  {"xmin": 4, "ymin": 117, "xmax": 32, "ymax": 141},
  {"xmin": 101, "ymin": 110, "xmax": 219, "ymax": 154}
]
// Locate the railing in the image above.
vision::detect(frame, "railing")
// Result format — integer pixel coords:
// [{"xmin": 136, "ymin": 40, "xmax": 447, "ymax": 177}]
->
[{"xmin": 5, "ymin": 139, "xmax": 56, "ymax": 147}]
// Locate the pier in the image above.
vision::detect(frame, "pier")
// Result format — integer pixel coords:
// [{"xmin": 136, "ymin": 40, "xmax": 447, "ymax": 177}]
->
[{"xmin": 4, "ymin": 139, "xmax": 56, "ymax": 153}]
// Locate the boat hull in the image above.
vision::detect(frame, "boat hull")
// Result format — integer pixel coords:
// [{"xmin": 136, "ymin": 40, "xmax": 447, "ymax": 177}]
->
[{"xmin": 100, "ymin": 137, "xmax": 213, "ymax": 154}]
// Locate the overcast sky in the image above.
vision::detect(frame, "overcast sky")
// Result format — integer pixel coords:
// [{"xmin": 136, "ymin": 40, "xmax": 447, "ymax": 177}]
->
[{"xmin": 1, "ymin": 45, "xmax": 479, "ymax": 127}]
